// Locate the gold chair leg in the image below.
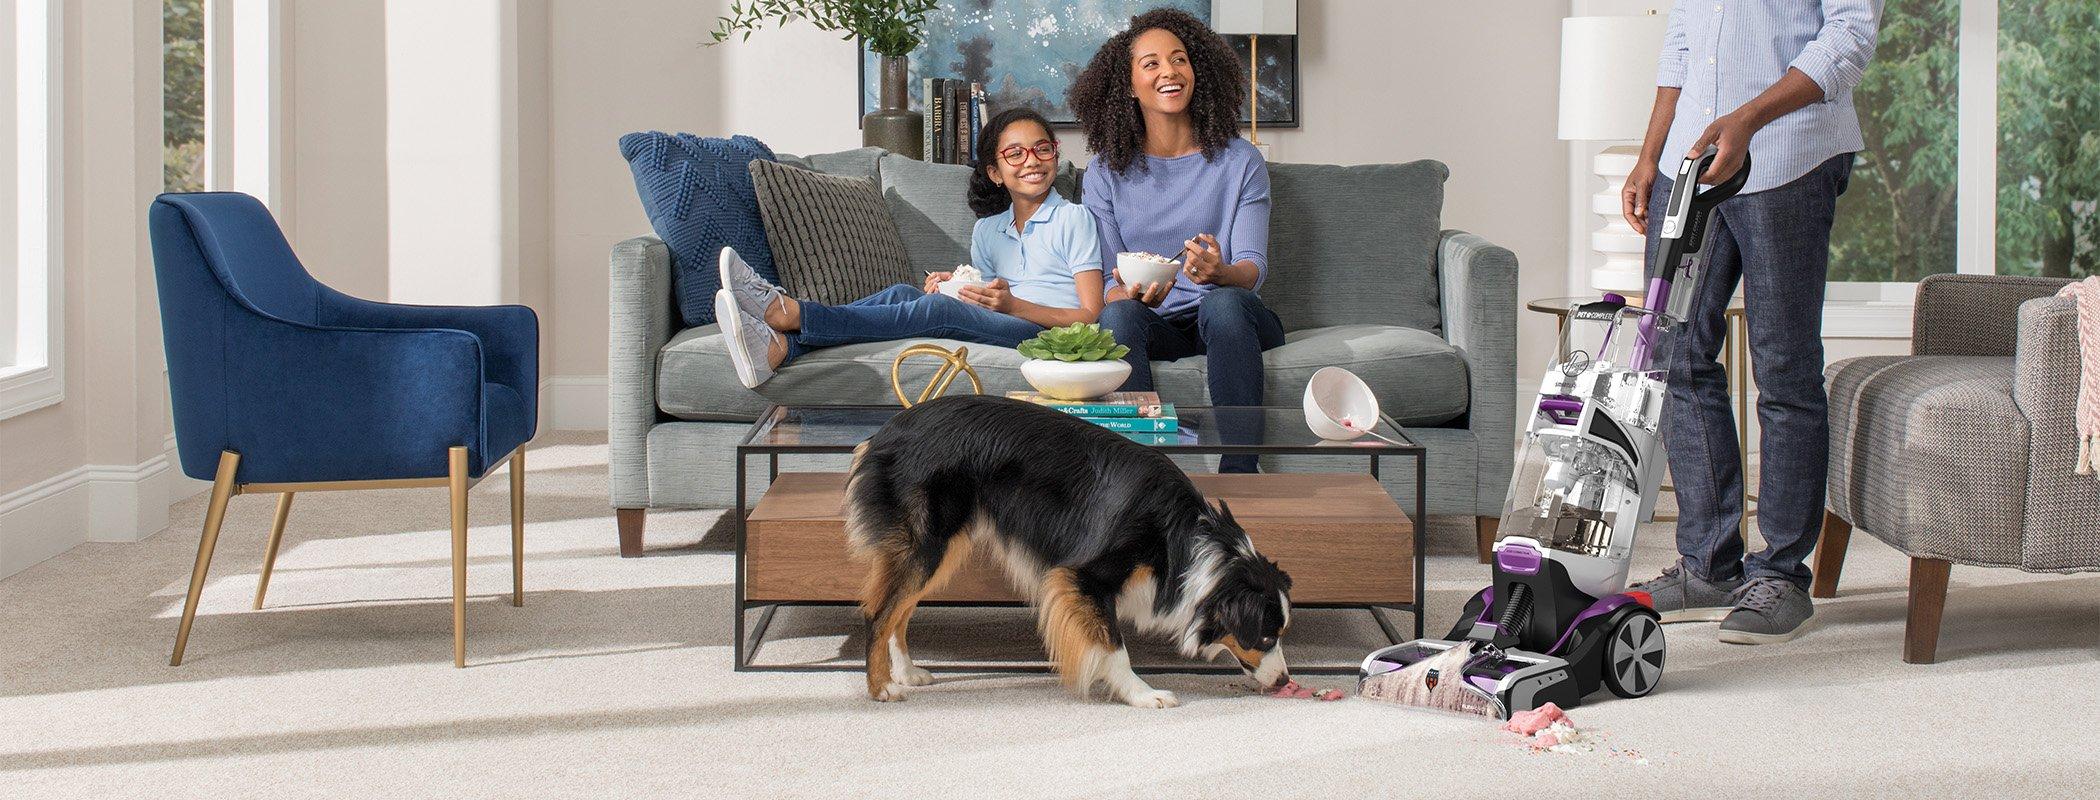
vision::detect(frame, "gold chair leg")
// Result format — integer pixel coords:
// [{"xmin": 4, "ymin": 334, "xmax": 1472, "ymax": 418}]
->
[
  {"xmin": 172, "ymin": 451, "xmax": 241, "ymax": 666},
  {"xmin": 510, "ymin": 450, "xmax": 524, "ymax": 607},
  {"xmin": 253, "ymin": 492, "xmax": 295, "ymax": 609},
  {"xmin": 450, "ymin": 446, "xmax": 470, "ymax": 668}
]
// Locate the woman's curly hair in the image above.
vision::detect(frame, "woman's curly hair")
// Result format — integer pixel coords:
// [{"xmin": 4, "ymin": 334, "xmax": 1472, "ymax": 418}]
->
[
  {"xmin": 1067, "ymin": 7, "xmax": 1245, "ymax": 176},
  {"xmin": 967, "ymin": 107, "xmax": 1059, "ymax": 218}
]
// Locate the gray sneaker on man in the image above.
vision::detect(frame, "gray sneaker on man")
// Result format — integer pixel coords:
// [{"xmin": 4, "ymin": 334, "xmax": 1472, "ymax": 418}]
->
[
  {"xmin": 1718, "ymin": 576, "xmax": 1815, "ymax": 645},
  {"xmin": 718, "ymin": 246, "xmax": 784, "ymax": 320},
  {"xmin": 714, "ymin": 289, "xmax": 780, "ymax": 389},
  {"xmin": 1629, "ymin": 561, "xmax": 1744, "ymax": 623}
]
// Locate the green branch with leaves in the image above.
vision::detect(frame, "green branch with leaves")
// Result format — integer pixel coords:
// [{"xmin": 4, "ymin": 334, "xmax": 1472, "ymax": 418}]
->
[{"xmin": 707, "ymin": 0, "xmax": 939, "ymax": 59}]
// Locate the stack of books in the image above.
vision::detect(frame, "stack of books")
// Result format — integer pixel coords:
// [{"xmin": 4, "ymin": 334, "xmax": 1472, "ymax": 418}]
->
[
  {"xmin": 1008, "ymin": 391, "xmax": 1180, "ymax": 444},
  {"xmin": 922, "ymin": 78, "xmax": 987, "ymax": 165}
]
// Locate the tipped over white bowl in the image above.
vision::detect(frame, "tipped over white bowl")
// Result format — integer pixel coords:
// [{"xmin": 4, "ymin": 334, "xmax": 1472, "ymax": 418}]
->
[{"xmin": 1303, "ymin": 366, "xmax": 1384, "ymax": 441}]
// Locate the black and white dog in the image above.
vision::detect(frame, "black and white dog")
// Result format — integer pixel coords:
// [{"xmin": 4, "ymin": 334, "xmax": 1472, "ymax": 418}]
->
[{"xmin": 845, "ymin": 394, "xmax": 1293, "ymax": 707}]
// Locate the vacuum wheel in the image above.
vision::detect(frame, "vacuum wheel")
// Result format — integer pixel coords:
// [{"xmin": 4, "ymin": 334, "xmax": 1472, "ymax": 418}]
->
[{"xmin": 1602, "ymin": 611, "xmax": 1665, "ymax": 698}]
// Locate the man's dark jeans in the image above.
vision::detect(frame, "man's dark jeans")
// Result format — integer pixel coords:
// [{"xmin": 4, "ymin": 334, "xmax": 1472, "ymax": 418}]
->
[
  {"xmin": 1099, "ymin": 287, "xmax": 1285, "ymax": 473},
  {"xmin": 1645, "ymin": 153, "xmax": 1851, "ymax": 589}
]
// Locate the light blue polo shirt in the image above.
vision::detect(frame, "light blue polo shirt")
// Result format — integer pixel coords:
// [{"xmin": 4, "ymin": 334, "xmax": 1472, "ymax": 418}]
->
[{"xmin": 969, "ymin": 192, "xmax": 1102, "ymax": 310}]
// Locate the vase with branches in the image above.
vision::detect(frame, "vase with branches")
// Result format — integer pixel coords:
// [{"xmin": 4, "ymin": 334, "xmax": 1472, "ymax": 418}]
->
[{"xmin": 708, "ymin": 0, "xmax": 939, "ymax": 159}]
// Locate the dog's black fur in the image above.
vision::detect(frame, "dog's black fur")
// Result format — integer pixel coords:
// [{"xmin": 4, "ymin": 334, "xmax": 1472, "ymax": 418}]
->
[{"xmin": 846, "ymin": 394, "xmax": 1293, "ymax": 706}]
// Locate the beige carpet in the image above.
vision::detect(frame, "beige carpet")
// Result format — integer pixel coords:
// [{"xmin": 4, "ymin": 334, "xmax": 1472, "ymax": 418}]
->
[{"xmin": 2, "ymin": 433, "xmax": 2095, "ymax": 798}]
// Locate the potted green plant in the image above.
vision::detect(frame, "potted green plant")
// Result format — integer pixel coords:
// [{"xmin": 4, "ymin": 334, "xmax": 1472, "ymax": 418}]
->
[
  {"xmin": 1016, "ymin": 323, "xmax": 1133, "ymax": 401},
  {"xmin": 707, "ymin": 0, "xmax": 938, "ymax": 158}
]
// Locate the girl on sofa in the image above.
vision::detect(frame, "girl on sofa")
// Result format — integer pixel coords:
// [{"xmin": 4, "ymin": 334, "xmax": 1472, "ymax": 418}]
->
[
  {"xmin": 716, "ymin": 108, "xmax": 1104, "ymax": 389},
  {"xmin": 1068, "ymin": 7, "xmax": 1282, "ymax": 472}
]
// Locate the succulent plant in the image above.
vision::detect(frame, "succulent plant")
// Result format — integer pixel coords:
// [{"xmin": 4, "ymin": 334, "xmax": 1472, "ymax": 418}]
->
[{"xmin": 1016, "ymin": 323, "xmax": 1130, "ymax": 363}]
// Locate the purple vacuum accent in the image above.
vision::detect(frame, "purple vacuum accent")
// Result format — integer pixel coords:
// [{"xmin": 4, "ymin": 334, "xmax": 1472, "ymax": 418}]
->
[
  {"xmin": 1472, "ymin": 587, "xmax": 1496, "ymax": 625},
  {"xmin": 1545, "ymin": 593, "xmax": 1645, "ymax": 656},
  {"xmin": 1629, "ymin": 276, "xmax": 1671, "ymax": 370},
  {"xmin": 1538, "ymin": 398, "xmax": 1583, "ymax": 413},
  {"xmin": 1496, "ymin": 542, "xmax": 1542, "ymax": 575},
  {"xmin": 1602, "ymin": 292, "xmax": 1626, "ymax": 304}
]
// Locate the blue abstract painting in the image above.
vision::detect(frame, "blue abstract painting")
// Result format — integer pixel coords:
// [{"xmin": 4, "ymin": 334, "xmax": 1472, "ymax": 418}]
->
[{"xmin": 859, "ymin": 0, "xmax": 1297, "ymax": 126}]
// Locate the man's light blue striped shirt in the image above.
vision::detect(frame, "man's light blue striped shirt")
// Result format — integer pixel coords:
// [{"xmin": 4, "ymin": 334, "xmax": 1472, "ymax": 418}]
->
[{"xmin": 1655, "ymin": 0, "xmax": 1881, "ymax": 193}]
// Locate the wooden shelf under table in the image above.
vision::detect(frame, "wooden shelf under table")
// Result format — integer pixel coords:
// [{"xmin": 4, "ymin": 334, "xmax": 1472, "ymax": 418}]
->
[{"xmin": 744, "ymin": 472, "xmax": 1413, "ymax": 605}]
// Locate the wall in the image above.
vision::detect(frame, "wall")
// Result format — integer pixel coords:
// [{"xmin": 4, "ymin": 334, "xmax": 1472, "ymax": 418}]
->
[
  {"xmin": 1, "ymin": 0, "xmax": 182, "ymax": 577},
  {"xmin": 287, "ymin": 0, "xmax": 388, "ymax": 299},
  {"xmin": 542, "ymin": 0, "xmax": 1571, "ymax": 422}
]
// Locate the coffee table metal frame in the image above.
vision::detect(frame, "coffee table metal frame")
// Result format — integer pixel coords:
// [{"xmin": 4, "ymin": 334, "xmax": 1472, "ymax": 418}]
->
[{"xmin": 731, "ymin": 404, "xmax": 1427, "ymax": 676}]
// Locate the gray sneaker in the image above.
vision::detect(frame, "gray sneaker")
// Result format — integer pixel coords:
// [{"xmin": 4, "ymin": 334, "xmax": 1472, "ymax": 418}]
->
[
  {"xmin": 718, "ymin": 246, "xmax": 784, "ymax": 320},
  {"xmin": 714, "ymin": 289, "xmax": 779, "ymax": 389},
  {"xmin": 1718, "ymin": 577, "xmax": 1814, "ymax": 645},
  {"xmin": 1629, "ymin": 561, "xmax": 1744, "ymax": 623}
]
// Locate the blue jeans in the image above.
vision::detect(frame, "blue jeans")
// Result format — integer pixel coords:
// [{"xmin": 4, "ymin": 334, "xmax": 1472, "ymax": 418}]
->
[
  {"xmin": 1099, "ymin": 287, "xmax": 1285, "ymax": 473},
  {"xmin": 1645, "ymin": 153, "xmax": 1852, "ymax": 589},
  {"xmin": 787, "ymin": 284, "xmax": 1045, "ymax": 365}
]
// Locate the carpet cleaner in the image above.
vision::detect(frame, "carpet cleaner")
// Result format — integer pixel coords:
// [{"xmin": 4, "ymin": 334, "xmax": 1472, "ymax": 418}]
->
[{"xmin": 1358, "ymin": 147, "xmax": 1751, "ymax": 719}]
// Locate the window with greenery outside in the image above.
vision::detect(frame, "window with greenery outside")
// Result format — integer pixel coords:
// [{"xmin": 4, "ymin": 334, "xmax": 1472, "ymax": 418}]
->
[
  {"xmin": 164, "ymin": 0, "xmax": 204, "ymax": 193},
  {"xmin": 1997, "ymin": 1, "xmax": 2097, "ymax": 279}
]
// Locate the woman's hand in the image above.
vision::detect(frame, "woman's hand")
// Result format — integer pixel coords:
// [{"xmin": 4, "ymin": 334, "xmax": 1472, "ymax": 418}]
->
[
  {"xmin": 1110, "ymin": 268, "xmax": 1172, "ymax": 308},
  {"xmin": 1180, "ymin": 234, "xmax": 1225, "ymax": 284},
  {"xmin": 922, "ymin": 271, "xmax": 952, "ymax": 294},
  {"xmin": 1622, "ymin": 160, "xmax": 1659, "ymax": 236},
  {"xmin": 960, "ymin": 278, "xmax": 1018, "ymax": 312}
]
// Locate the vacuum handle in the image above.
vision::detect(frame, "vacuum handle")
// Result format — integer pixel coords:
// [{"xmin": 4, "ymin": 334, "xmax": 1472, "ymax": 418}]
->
[{"xmin": 1659, "ymin": 147, "xmax": 1753, "ymax": 241}]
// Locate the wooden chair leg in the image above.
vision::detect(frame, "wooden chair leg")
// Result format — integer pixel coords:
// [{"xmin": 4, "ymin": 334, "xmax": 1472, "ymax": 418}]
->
[
  {"xmin": 172, "ymin": 451, "xmax": 241, "ymax": 666},
  {"xmin": 253, "ymin": 492, "xmax": 295, "ymax": 609},
  {"xmin": 449, "ymin": 446, "xmax": 470, "ymax": 668},
  {"xmin": 1475, "ymin": 516, "xmax": 1499, "ymax": 564},
  {"xmin": 1810, "ymin": 509, "xmax": 1851, "ymax": 599},
  {"xmin": 510, "ymin": 450, "xmax": 524, "ymax": 607},
  {"xmin": 617, "ymin": 508, "xmax": 646, "ymax": 558},
  {"xmin": 1904, "ymin": 557, "xmax": 1951, "ymax": 664}
]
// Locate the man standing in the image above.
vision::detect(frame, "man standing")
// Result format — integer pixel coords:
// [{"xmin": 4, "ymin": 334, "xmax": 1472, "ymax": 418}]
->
[{"xmin": 1623, "ymin": 1, "xmax": 1880, "ymax": 644}]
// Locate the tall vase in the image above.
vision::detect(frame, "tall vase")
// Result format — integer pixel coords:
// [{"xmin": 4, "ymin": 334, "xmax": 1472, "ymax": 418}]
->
[{"xmin": 863, "ymin": 54, "xmax": 923, "ymax": 159}]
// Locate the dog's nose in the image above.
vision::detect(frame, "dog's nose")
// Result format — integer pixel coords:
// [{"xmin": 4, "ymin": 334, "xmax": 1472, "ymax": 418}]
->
[{"xmin": 1268, "ymin": 672, "xmax": 1292, "ymax": 690}]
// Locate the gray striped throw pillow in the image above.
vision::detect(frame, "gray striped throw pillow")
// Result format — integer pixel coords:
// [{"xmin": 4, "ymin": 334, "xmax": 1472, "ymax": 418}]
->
[{"xmin": 748, "ymin": 159, "xmax": 914, "ymax": 306}]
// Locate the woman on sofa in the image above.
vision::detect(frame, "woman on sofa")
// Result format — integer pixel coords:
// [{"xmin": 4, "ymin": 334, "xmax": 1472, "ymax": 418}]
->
[
  {"xmin": 716, "ymin": 108, "xmax": 1104, "ymax": 389},
  {"xmin": 1069, "ymin": 7, "xmax": 1282, "ymax": 472}
]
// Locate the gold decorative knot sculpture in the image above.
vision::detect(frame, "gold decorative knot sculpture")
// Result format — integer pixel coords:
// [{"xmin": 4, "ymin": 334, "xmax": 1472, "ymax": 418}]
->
[{"xmin": 890, "ymin": 343, "xmax": 983, "ymax": 407}]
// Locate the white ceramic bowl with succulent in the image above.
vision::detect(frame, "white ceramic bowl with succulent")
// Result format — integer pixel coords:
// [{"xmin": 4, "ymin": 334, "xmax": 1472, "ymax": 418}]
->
[{"xmin": 1016, "ymin": 323, "xmax": 1132, "ymax": 401}]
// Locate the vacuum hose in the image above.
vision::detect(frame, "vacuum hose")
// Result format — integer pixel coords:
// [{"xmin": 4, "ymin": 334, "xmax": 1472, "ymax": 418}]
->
[{"xmin": 1496, "ymin": 582, "xmax": 1533, "ymax": 639}]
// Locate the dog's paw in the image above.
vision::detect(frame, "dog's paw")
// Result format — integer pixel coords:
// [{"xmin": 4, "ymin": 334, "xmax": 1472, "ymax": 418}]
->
[
  {"xmin": 871, "ymin": 682, "xmax": 909, "ymax": 702},
  {"xmin": 1122, "ymin": 689, "xmax": 1180, "ymax": 709},
  {"xmin": 900, "ymin": 665, "xmax": 936, "ymax": 686}
]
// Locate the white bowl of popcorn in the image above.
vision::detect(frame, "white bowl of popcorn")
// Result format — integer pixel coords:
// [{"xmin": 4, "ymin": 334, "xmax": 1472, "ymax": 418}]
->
[
  {"xmin": 937, "ymin": 264, "xmax": 989, "ymax": 298},
  {"xmin": 1116, "ymin": 251, "xmax": 1180, "ymax": 291}
]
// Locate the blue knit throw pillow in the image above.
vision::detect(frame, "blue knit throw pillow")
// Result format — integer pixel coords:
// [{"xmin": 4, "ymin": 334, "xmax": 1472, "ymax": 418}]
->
[{"xmin": 618, "ymin": 132, "xmax": 778, "ymax": 327}]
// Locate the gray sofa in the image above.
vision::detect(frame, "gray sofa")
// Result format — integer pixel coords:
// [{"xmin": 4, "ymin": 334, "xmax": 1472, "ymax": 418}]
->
[{"xmin": 608, "ymin": 147, "xmax": 1517, "ymax": 556}]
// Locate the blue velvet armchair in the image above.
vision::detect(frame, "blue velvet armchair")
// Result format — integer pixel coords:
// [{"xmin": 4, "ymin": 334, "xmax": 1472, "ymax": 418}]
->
[{"xmin": 149, "ymin": 192, "xmax": 539, "ymax": 668}]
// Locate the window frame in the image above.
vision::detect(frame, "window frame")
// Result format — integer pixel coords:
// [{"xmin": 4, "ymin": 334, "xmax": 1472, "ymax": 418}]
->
[{"xmin": 0, "ymin": 0, "xmax": 62, "ymax": 421}]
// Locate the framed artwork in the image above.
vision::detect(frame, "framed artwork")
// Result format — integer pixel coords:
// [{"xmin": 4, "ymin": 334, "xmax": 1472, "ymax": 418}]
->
[{"xmin": 858, "ymin": 0, "xmax": 1299, "ymax": 128}]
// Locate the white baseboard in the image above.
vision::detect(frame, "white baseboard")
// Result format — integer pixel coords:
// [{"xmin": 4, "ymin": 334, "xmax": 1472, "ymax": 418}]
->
[
  {"xmin": 0, "ymin": 441, "xmax": 192, "ymax": 579},
  {"xmin": 542, "ymin": 375, "xmax": 608, "ymax": 431}
]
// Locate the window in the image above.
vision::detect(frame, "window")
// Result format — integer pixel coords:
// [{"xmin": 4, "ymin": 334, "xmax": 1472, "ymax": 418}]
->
[
  {"xmin": 1996, "ymin": 1, "xmax": 2096, "ymax": 279},
  {"xmin": 1827, "ymin": 0, "xmax": 1959, "ymax": 284},
  {"xmin": 164, "ymin": 0, "xmax": 205, "ymax": 192},
  {"xmin": 1, "ymin": 0, "xmax": 60, "ymax": 420},
  {"xmin": 1829, "ymin": 0, "xmax": 2096, "ymax": 287}
]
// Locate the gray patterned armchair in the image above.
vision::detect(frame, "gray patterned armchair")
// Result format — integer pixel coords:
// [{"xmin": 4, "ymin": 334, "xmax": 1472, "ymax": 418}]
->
[{"xmin": 1814, "ymin": 274, "xmax": 2098, "ymax": 663}]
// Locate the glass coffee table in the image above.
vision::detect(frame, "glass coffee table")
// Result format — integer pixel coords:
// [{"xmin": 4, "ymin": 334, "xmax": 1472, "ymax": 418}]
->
[{"xmin": 732, "ymin": 404, "xmax": 1427, "ymax": 674}]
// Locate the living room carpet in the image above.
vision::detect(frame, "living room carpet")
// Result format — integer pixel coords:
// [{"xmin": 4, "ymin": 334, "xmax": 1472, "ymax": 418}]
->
[{"xmin": 1, "ymin": 433, "xmax": 2093, "ymax": 798}]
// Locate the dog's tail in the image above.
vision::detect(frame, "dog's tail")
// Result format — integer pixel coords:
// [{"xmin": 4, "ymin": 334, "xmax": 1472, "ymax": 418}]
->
[{"xmin": 843, "ymin": 440, "xmax": 883, "ymax": 554}]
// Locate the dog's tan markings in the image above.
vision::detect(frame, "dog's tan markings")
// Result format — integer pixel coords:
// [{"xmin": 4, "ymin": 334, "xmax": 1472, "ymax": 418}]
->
[
  {"xmin": 861, "ymin": 535, "xmax": 974, "ymax": 701},
  {"xmin": 1038, "ymin": 568, "xmax": 1115, "ymax": 692},
  {"xmin": 1218, "ymin": 634, "xmax": 1266, "ymax": 670},
  {"xmin": 1124, "ymin": 565, "xmax": 1155, "ymax": 597}
]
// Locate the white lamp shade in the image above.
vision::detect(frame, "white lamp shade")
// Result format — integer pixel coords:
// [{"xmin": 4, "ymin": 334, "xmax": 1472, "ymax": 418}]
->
[
  {"xmin": 1557, "ymin": 14, "xmax": 1671, "ymax": 141},
  {"xmin": 1211, "ymin": 0, "xmax": 1297, "ymax": 35}
]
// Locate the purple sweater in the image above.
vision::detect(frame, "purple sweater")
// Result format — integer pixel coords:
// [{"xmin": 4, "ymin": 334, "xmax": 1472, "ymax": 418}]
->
[{"xmin": 1083, "ymin": 138, "xmax": 1271, "ymax": 319}]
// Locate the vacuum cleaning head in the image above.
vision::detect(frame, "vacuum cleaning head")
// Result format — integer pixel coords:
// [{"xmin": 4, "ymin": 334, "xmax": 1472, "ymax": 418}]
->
[{"xmin": 1358, "ymin": 639, "xmax": 1578, "ymax": 720}]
